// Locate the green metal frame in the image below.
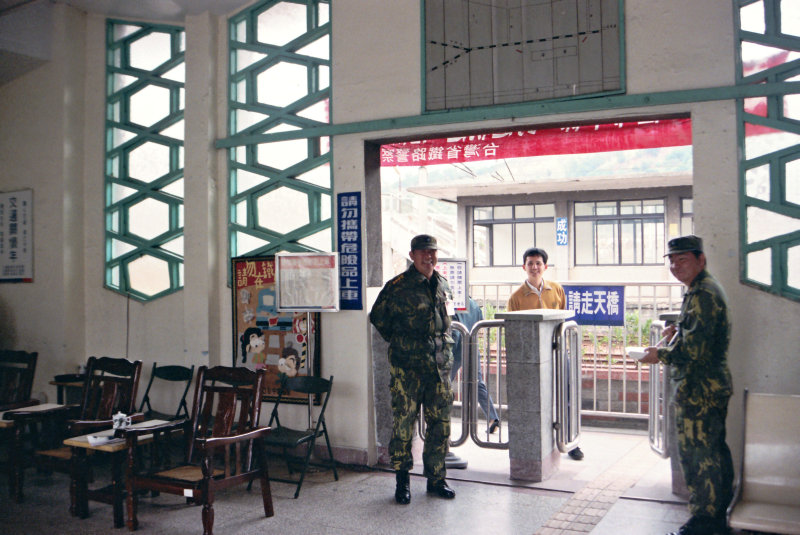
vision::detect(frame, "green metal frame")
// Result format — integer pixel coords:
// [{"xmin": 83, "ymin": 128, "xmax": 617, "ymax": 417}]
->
[
  {"xmin": 735, "ymin": 0, "xmax": 800, "ymax": 301},
  {"xmin": 104, "ymin": 20, "xmax": 185, "ymax": 302},
  {"xmin": 227, "ymin": 0, "xmax": 332, "ymax": 259}
]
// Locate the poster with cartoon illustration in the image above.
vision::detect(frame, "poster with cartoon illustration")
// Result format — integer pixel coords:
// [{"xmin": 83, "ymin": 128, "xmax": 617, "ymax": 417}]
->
[{"xmin": 231, "ymin": 255, "xmax": 321, "ymax": 403}]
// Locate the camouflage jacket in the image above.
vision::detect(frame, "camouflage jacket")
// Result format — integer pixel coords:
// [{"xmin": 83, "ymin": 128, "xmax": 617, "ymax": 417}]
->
[
  {"xmin": 657, "ymin": 269, "xmax": 732, "ymax": 405},
  {"xmin": 369, "ymin": 264, "xmax": 454, "ymax": 382}
]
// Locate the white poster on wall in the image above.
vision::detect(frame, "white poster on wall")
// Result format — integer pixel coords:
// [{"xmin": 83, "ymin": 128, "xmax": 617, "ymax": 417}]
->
[
  {"xmin": 276, "ymin": 252, "xmax": 340, "ymax": 312},
  {"xmin": 0, "ymin": 189, "xmax": 33, "ymax": 282}
]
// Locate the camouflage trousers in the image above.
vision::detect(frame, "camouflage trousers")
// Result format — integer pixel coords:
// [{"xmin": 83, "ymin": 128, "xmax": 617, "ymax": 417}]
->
[
  {"xmin": 675, "ymin": 400, "xmax": 734, "ymax": 519},
  {"xmin": 389, "ymin": 364, "xmax": 453, "ymax": 481}
]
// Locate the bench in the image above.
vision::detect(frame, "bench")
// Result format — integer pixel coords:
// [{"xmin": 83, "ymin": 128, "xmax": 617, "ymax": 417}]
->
[{"xmin": 727, "ymin": 390, "xmax": 800, "ymax": 535}]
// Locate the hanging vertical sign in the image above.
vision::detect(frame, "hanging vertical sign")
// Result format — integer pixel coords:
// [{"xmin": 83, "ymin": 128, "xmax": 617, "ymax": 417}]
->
[
  {"xmin": 337, "ymin": 192, "xmax": 363, "ymax": 310},
  {"xmin": 0, "ymin": 189, "xmax": 33, "ymax": 282},
  {"xmin": 556, "ymin": 217, "xmax": 568, "ymax": 246}
]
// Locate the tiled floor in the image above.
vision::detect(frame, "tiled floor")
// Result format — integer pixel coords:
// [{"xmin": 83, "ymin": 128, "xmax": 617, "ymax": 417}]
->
[{"xmin": 1, "ymin": 426, "xmax": 721, "ymax": 534}]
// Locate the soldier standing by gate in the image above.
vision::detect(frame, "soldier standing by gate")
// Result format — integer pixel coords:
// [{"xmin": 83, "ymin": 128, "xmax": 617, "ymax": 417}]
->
[
  {"xmin": 640, "ymin": 235, "xmax": 734, "ymax": 535},
  {"xmin": 369, "ymin": 234, "xmax": 457, "ymax": 504}
]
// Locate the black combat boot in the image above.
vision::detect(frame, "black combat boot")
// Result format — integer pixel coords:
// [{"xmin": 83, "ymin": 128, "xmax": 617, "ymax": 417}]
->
[
  {"xmin": 395, "ymin": 470, "xmax": 410, "ymax": 504},
  {"xmin": 426, "ymin": 478, "xmax": 456, "ymax": 499}
]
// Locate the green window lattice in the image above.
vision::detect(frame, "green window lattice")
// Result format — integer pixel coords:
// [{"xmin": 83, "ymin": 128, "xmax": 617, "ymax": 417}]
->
[
  {"xmin": 228, "ymin": 0, "xmax": 333, "ymax": 258},
  {"xmin": 104, "ymin": 20, "xmax": 185, "ymax": 301},
  {"xmin": 736, "ymin": 0, "xmax": 800, "ymax": 301}
]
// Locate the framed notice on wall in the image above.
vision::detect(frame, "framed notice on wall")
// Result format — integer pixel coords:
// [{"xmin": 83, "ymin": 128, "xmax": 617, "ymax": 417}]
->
[
  {"xmin": 231, "ymin": 255, "xmax": 321, "ymax": 404},
  {"xmin": 0, "ymin": 189, "xmax": 33, "ymax": 282},
  {"xmin": 276, "ymin": 252, "xmax": 340, "ymax": 312}
]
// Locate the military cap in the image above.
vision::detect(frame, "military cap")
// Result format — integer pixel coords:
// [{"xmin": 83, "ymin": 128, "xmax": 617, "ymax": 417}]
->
[
  {"xmin": 665, "ymin": 234, "xmax": 703, "ymax": 256},
  {"xmin": 410, "ymin": 234, "xmax": 438, "ymax": 250}
]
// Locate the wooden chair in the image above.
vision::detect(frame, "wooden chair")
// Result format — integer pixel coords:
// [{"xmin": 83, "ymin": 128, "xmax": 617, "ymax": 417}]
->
[
  {"xmin": 727, "ymin": 389, "xmax": 800, "ymax": 535},
  {"xmin": 35, "ymin": 355, "xmax": 143, "ymax": 479},
  {"xmin": 262, "ymin": 374, "xmax": 338, "ymax": 498},
  {"xmin": 138, "ymin": 362, "xmax": 195, "ymax": 421},
  {"xmin": 120, "ymin": 365, "xmax": 273, "ymax": 535},
  {"xmin": 0, "ymin": 349, "xmax": 39, "ymax": 411}
]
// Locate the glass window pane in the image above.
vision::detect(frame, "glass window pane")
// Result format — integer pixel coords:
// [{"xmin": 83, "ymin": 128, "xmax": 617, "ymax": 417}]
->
[
  {"xmin": 474, "ymin": 206, "xmax": 492, "ymax": 220},
  {"xmin": 473, "ymin": 224, "xmax": 490, "ymax": 266},
  {"xmin": 681, "ymin": 215, "xmax": 694, "ymax": 236},
  {"xmin": 492, "ymin": 224, "xmax": 513, "ymax": 265},
  {"xmin": 596, "ymin": 201, "xmax": 617, "ymax": 216},
  {"xmin": 515, "ymin": 222, "xmax": 534, "ymax": 265},
  {"xmin": 620, "ymin": 220, "xmax": 639, "ymax": 263},
  {"xmin": 575, "ymin": 221, "xmax": 595, "ymax": 264},
  {"xmin": 643, "ymin": 199, "xmax": 664, "ymax": 214},
  {"xmin": 535, "ymin": 203, "xmax": 555, "ymax": 218},
  {"xmin": 536, "ymin": 221, "xmax": 555, "ymax": 254},
  {"xmin": 620, "ymin": 200, "xmax": 640, "ymax": 215},
  {"xmin": 643, "ymin": 221, "xmax": 664, "ymax": 263},
  {"xmin": 515, "ymin": 205, "xmax": 534, "ymax": 218},
  {"xmin": 494, "ymin": 206, "xmax": 513, "ymax": 219},
  {"xmin": 681, "ymin": 198, "xmax": 693, "ymax": 214},
  {"xmin": 596, "ymin": 222, "xmax": 618, "ymax": 264},
  {"xmin": 574, "ymin": 202, "xmax": 594, "ymax": 217}
]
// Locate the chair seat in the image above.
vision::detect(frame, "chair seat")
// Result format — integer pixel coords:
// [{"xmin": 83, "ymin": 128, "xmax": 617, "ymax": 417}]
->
[
  {"xmin": 264, "ymin": 426, "xmax": 317, "ymax": 448},
  {"xmin": 729, "ymin": 501, "xmax": 800, "ymax": 535},
  {"xmin": 36, "ymin": 446, "xmax": 74, "ymax": 460},
  {"xmin": 154, "ymin": 465, "xmax": 224, "ymax": 483}
]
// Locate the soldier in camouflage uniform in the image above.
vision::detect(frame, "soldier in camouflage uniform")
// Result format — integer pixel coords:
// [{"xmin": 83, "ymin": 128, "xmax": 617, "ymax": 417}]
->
[
  {"xmin": 641, "ymin": 235, "xmax": 733, "ymax": 535},
  {"xmin": 369, "ymin": 234, "xmax": 457, "ymax": 504}
]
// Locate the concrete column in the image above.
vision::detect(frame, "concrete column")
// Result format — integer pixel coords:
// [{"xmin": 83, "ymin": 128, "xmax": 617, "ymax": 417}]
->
[{"xmin": 496, "ymin": 309, "xmax": 574, "ymax": 481}]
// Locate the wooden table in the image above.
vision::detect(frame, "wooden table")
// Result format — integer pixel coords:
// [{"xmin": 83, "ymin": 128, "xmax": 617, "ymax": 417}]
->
[
  {"xmin": 2, "ymin": 403, "xmax": 72, "ymax": 502},
  {"xmin": 64, "ymin": 420, "xmax": 169, "ymax": 528}
]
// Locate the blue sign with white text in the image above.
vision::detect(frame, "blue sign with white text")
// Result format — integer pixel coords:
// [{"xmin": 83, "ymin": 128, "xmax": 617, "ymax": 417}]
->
[
  {"xmin": 562, "ymin": 285, "xmax": 625, "ymax": 326},
  {"xmin": 556, "ymin": 217, "xmax": 568, "ymax": 246},
  {"xmin": 337, "ymin": 192, "xmax": 363, "ymax": 310}
]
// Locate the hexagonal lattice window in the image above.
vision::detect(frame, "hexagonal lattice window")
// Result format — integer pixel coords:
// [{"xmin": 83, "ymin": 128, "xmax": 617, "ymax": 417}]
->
[
  {"xmin": 256, "ymin": 62, "xmax": 307, "ymax": 107},
  {"xmin": 127, "ymin": 254, "xmax": 171, "ymax": 296},
  {"xmin": 256, "ymin": 187, "xmax": 309, "ymax": 234},
  {"xmin": 129, "ymin": 141, "xmax": 170, "ymax": 183},
  {"xmin": 256, "ymin": 138, "xmax": 307, "ymax": 170},
  {"xmin": 785, "ymin": 158, "xmax": 800, "ymax": 206},
  {"xmin": 789, "ymin": 244, "xmax": 800, "ymax": 290},
  {"xmin": 256, "ymin": 2, "xmax": 306, "ymax": 46},
  {"xmin": 129, "ymin": 31, "xmax": 173, "ymax": 71},
  {"xmin": 130, "ymin": 84, "xmax": 171, "ymax": 127},
  {"xmin": 129, "ymin": 198, "xmax": 170, "ymax": 240}
]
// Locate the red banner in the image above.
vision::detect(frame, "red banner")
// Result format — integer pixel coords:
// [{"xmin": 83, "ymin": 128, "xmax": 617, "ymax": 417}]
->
[{"xmin": 380, "ymin": 118, "xmax": 692, "ymax": 167}]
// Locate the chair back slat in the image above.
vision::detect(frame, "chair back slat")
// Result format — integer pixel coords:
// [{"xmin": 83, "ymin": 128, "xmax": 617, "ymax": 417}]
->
[
  {"xmin": 79, "ymin": 356, "xmax": 142, "ymax": 420},
  {"xmin": 187, "ymin": 366, "xmax": 266, "ymax": 471},
  {"xmin": 0, "ymin": 350, "xmax": 38, "ymax": 408}
]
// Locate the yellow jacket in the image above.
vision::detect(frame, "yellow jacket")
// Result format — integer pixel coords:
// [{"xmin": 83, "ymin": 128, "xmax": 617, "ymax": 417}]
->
[{"xmin": 506, "ymin": 279, "xmax": 566, "ymax": 311}]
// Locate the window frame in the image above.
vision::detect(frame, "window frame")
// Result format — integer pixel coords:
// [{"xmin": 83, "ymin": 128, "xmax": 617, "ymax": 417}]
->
[{"xmin": 573, "ymin": 199, "xmax": 665, "ymax": 266}]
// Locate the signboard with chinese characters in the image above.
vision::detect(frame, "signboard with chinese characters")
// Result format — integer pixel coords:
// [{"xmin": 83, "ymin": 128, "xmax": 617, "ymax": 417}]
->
[
  {"xmin": 337, "ymin": 192, "xmax": 363, "ymax": 310},
  {"xmin": 435, "ymin": 258, "xmax": 468, "ymax": 311},
  {"xmin": 0, "ymin": 189, "xmax": 33, "ymax": 282},
  {"xmin": 556, "ymin": 217, "xmax": 568, "ymax": 246},
  {"xmin": 231, "ymin": 255, "xmax": 321, "ymax": 404},
  {"xmin": 563, "ymin": 285, "xmax": 625, "ymax": 326},
  {"xmin": 276, "ymin": 252, "xmax": 340, "ymax": 312}
]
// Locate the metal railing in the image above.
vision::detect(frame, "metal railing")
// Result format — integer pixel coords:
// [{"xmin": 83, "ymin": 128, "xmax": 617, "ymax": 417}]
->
[{"xmin": 457, "ymin": 281, "xmax": 684, "ymax": 424}]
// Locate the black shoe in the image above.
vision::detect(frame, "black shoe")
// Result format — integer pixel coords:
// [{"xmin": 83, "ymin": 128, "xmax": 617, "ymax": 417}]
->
[
  {"xmin": 568, "ymin": 447, "xmax": 584, "ymax": 461},
  {"xmin": 426, "ymin": 479, "xmax": 455, "ymax": 499},
  {"xmin": 488, "ymin": 419, "xmax": 500, "ymax": 434},
  {"xmin": 667, "ymin": 515, "xmax": 728, "ymax": 535},
  {"xmin": 394, "ymin": 471, "xmax": 410, "ymax": 505}
]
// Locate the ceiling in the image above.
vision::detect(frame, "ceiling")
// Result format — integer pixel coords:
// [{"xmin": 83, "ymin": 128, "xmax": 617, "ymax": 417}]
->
[
  {"xmin": 0, "ymin": 0, "xmax": 256, "ymax": 21},
  {"xmin": 0, "ymin": 0, "xmax": 255, "ymax": 85}
]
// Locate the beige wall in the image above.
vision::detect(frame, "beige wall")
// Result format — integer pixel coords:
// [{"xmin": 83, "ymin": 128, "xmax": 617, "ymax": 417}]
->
[{"xmin": 0, "ymin": 0, "xmax": 797, "ymax": 468}]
